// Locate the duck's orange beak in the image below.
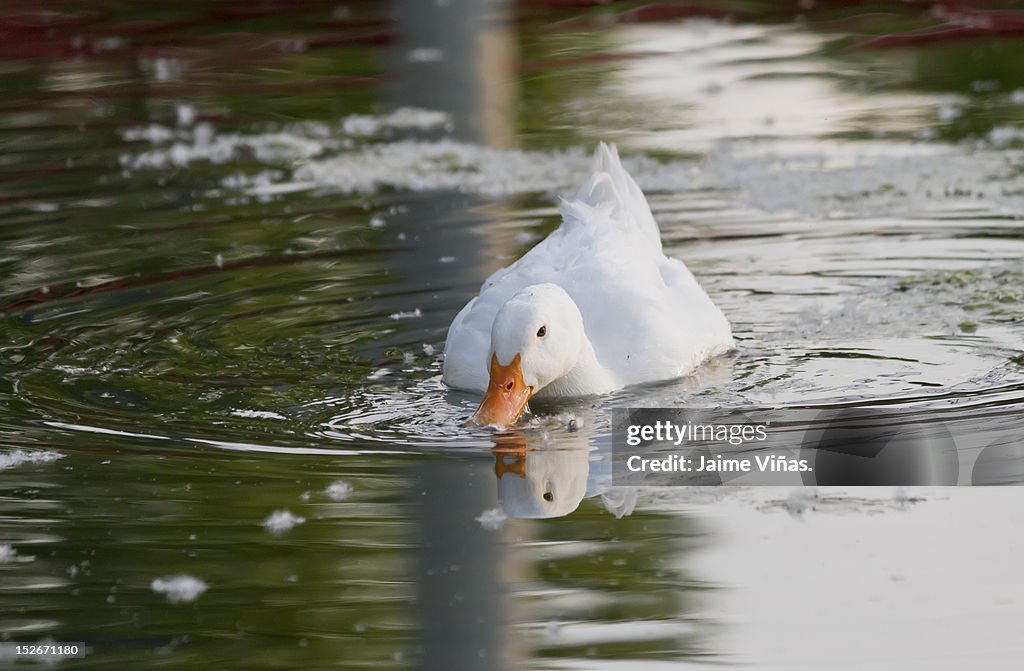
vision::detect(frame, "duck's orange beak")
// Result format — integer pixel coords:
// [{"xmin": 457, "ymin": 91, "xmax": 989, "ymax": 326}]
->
[{"xmin": 471, "ymin": 353, "xmax": 533, "ymax": 427}]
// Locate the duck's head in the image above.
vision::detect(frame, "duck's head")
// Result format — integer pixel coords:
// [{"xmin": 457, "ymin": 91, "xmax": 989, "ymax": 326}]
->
[{"xmin": 472, "ymin": 283, "xmax": 584, "ymax": 427}]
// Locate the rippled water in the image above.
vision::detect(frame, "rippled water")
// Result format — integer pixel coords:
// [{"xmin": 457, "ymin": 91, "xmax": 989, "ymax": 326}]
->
[{"xmin": 2, "ymin": 1, "xmax": 1024, "ymax": 669}]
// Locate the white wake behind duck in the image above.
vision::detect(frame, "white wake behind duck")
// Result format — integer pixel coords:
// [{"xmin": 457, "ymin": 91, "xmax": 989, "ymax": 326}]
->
[{"xmin": 443, "ymin": 143, "xmax": 733, "ymax": 425}]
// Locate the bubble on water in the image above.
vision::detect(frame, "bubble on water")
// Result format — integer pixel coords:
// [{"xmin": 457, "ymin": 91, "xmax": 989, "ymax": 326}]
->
[
  {"xmin": 169, "ymin": 143, "xmax": 190, "ymax": 167},
  {"xmin": 389, "ymin": 308, "xmax": 422, "ymax": 320},
  {"xmin": 987, "ymin": 125, "xmax": 1024, "ymax": 147},
  {"xmin": 176, "ymin": 103, "xmax": 196, "ymax": 127},
  {"xmin": 0, "ymin": 545, "xmax": 33, "ymax": 564},
  {"xmin": 475, "ymin": 508, "xmax": 508, "ymax": 531},
  {"xmin": 407, "ymin": 48, "xmax": 444, "ymax": 63},
  {"xmin": 122, "ymin": 124, "xmax": 175, "ymax": 144},
  {"xmin": 140, "ymin": 57, "xmax": 188, "ymax": 82},
  {"xmin": 937, "ymin": 104, "xmax": 961, "ymax": 122},
  {"xmin": 262, "ymin": 509, "xmax": 306, "ymax": 535},
  {"xmin": 194, "ymin": 122, "xmax": 215, "ymax": 147},
  {"xmin": 220, "ymin": 169, "xmax": 286, "ymax": 193},
  {"xmin": 151, "ymin": 575, "xmax": 208, "ymax": 604},
  {"xmin": 340, "ymin": 107, "xmax": 449, "ymax": 137},
  {"xmin": 230, "ymin": 408, "xmax": 286, "ymax": 420},
  {"xmin": 324, "ymin": 480, "xmax": 353, "ymax": 502},
  {"xmin": 422, "ymin": 344, "xmax": 436, "ymax": 356},
  {"xmin": 0, "ymin": 449, "xmax": 65, "ymax": 471}
]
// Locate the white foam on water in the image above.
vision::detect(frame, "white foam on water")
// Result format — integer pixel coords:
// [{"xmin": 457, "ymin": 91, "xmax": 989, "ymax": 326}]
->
[
  {"xmin": 176, "ymin": 103, "xmax": 196, "ymax": 127},
  {"xmin": 0, "ymin": 544, "xmax": 33, "ymax": 564},
  {"xmin": 987, "ymin": 125, "xmax": 1024, "ymax": 147},
  {"xmin": 0, "ymin": 449, "xmax": 65, "ymax": 471},
  {"xmin": 475, "ymin": 508, "xmax": 508, "ymax": 531},
  {"xmin": 123, "ymin": 128, "xmax": 328, "ymax": 170},
  {"xmin": 324, "ymin": 480, "xmax": 353, "ymax": 502},
  {"xmin": 230, "ymin": 408, "xmax": 287, "ymax": 421},
  {"xmin": 262, "ymin": 509, "xmax": 306, "ymax": 535},
  {"xmin": 122, "ymin": 107, "xmax": 447, "ymax": 162},
  {"xmin": 340, "ymin": 107, "xmax": 450, "ymax": 136},
  {"xmin": 116, "ymin": 106, "xmax": 1024, "ymax": 222},
  {"xmin": 389, "ymin": 308, "xmax": 422, "ymax": 320},
  {"xmin": 151, "ymin": 575, "xmax": 208, "ymax": 604},
  {"xmin": 294, "ymin": 140, "xmax": 699, "ymax": 197},
  {"xmin": 122, "ymin": 124, "xmax": 175, "ymax": 144},
  {"xmin": 705, "ymin": 140, "xmax": 1024, "ymax": 218},
  {"xmin": 287, "ymin": 138, "xmax": 1024, "ymax": 219}
]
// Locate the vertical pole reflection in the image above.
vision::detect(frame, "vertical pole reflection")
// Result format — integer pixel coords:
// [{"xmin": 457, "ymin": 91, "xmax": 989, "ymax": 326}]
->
[
  {"xmin": 390, "ymin": 1, "xmax": 516, "ymax": 670},
  {"xmin": 410, "ymin": 461, "xmax": 505, "ymax": 670},
  {"xmin": 391, "ymin": 0, "xmax": 516, "ymax": 148},
  {"xmin": 386, "ymin": 0, "xmax": 518, "ymax": 312}
]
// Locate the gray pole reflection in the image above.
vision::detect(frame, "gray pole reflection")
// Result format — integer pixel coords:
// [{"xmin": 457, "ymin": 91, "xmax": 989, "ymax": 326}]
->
[{"xmin": 389, "ymin": 1, "xmax": 517, "ymax": 669}]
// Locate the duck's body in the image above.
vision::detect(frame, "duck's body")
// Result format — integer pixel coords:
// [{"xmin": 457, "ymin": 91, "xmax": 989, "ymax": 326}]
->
[{"xmin": 443, "ymin": 143, "xmax": 733, "ymax": 424}]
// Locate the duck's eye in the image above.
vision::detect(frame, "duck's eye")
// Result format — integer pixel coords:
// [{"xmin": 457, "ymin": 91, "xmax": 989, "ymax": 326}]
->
[
  {"xmin": 505, "ymin": 380, "xmax": 514, "ymax": 391},
  {"xmin": 536, "ymin": 325, "xmax": 547, "ymax": 338},
  {"xmin": 543, "ymin": 492, "xmax": 554, "ymax": 502}
]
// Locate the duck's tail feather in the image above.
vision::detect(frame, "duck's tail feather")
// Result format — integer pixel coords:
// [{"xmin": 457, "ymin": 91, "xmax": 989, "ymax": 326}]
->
[{"xmin": 559, "ymin": 142, "xmax": 662, "ymax": 248}]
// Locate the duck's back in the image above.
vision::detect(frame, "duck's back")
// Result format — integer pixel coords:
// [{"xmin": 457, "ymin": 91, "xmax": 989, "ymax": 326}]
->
[{"xmin": 442, "ymin": 143, "xmax": 733, "ymax": 394}]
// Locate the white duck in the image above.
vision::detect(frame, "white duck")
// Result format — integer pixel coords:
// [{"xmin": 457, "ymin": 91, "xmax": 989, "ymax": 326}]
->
[{"xmin": 443, "ymin": 143, "xmax": 733, "ymax": 426}]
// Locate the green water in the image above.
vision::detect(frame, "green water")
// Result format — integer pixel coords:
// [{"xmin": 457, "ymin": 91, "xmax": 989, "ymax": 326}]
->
[{"xmin": 2, "ymin": 1, "xmax": 1024, "ymax": 669}]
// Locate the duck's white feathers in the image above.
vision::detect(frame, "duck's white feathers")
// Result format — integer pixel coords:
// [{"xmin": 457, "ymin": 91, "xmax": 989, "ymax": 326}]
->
[{"xmin": 443, "ymin": 143, "xmax": 733, "ymax": 396}]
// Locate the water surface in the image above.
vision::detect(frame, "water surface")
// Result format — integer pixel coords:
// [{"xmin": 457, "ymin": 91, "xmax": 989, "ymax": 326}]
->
[{"xmin": 2, "ymin": 1, "xmax": 1024, "ymax": 668}]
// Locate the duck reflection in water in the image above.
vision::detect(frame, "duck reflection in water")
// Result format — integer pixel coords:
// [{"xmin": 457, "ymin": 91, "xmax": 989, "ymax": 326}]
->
[{"xmin": 491, "ymin": 431, "xmax": 636, "ymax": 519}]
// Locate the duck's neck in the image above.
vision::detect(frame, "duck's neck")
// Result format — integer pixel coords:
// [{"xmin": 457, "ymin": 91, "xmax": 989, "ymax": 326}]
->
[{"xmin": 538, "ymin": 333, "xmax": 616, "ymax": 398}]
